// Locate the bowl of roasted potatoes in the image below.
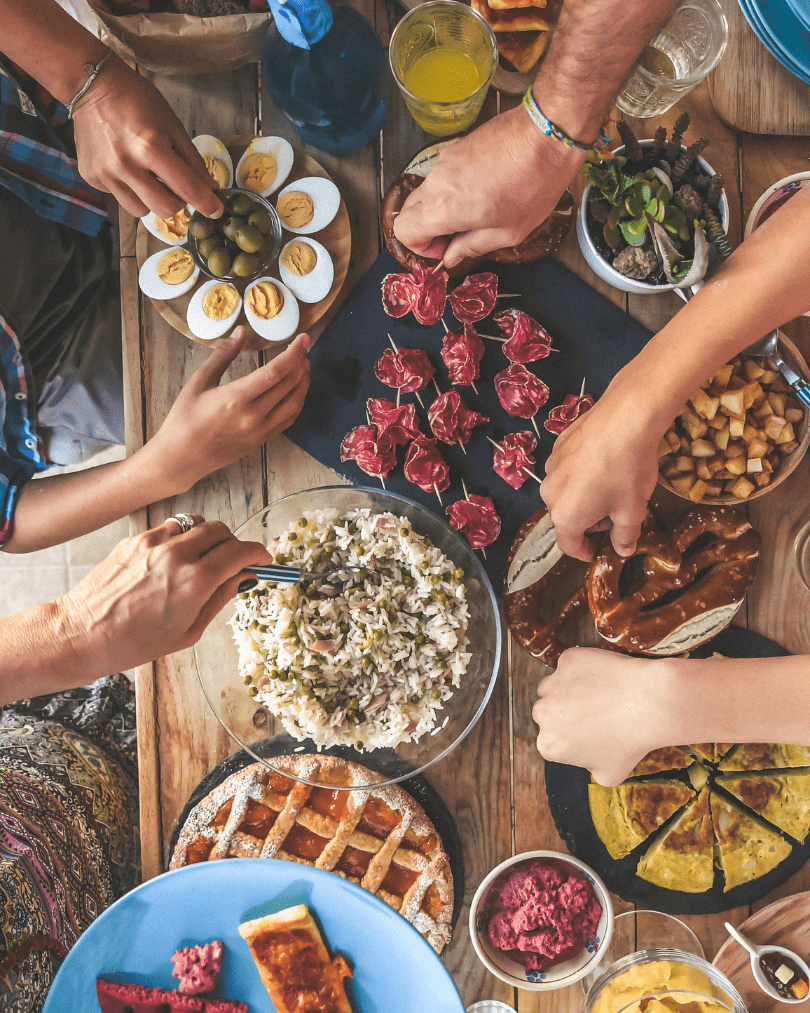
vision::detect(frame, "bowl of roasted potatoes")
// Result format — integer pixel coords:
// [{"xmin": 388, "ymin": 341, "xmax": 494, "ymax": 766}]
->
[{"xmin": 657, "ymin": 336, "xmax": 810, "ymax": 505}]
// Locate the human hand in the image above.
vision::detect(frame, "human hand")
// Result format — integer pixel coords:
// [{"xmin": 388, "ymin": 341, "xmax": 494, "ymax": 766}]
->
[
  {"xmin": 71, "ymin": 56, "xmax": 223, "ymax": 220},
  {"xmin": 392, "ymin": 106, "xmax": 584, "ymax": 268},
  {"xmin": 147, "ymin": 327, "xmax": 310, "ymax": 495},
  {"xmin": 532, "ymin": 648, "xmax": 674, "ymax": 786},
  {"xmin": 540, "ymin": 397, "xmax": 660, "ymax": 562},
  {"xmin": 59, "ymin": 516, "xmax": 273, "ymax": 676}
]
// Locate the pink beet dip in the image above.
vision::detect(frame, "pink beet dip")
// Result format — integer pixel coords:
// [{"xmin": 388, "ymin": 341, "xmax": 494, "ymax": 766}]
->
[{"xmin": 485, "ymin": 858, "xmax": 601, "ymax": 972}]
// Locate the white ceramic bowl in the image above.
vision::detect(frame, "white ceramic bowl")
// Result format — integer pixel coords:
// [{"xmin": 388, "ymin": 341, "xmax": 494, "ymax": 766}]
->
[
  {"xmin": 469, "ymin": 850, "xmax": 614, "ymax": 991},
  {"xmin": 577, "ymin": 140, "xmax": 729, "ymax": 294},
  {"xmin": 745, "ymin": 172, "xmax": 810, "ymax": 318}
]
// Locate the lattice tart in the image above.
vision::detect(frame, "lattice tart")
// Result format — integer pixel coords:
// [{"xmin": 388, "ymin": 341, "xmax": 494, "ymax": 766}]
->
[{"xmin": 170, "ymin": 754, "xmax": 454, "ymax": 952}]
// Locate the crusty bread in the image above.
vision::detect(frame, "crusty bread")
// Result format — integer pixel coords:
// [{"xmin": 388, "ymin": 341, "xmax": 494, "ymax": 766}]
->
[{"xmin": 239, "ymin": 905, "xmax": 353, "ymax": 1013}]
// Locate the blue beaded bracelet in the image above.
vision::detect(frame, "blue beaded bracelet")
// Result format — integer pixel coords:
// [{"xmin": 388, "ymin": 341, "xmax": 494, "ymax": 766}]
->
[{"xmin": 522, "ymin": 87, "xmax": 611, "ymax": 153}]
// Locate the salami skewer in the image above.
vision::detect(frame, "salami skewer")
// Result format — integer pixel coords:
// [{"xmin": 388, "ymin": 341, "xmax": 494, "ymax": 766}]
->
[
  {"xmin": 494, "ymin": 308, "xmax": 554, "ymax": 364},
  {"xmin": 494, "ymin": 363, "xmax": 550, "ymax": 437},
  {"xmin": 487, "ymin": 433, "xmax": 542, "ymax": 488},
  {"xmin": 447, "ymin": 480, "xmax": 501, "ymax": 553},
  {"xmin": 545, "ymin": 379, "xmax": 595, "ymax": 435},
  {"xmin": 340, "ymin": 425, "xmax": 397, "ymax": 487},
  {"xmin": 441, "ymin": 321, "xmax": 484, "ymax": 393},
  {"xmin": 404, "ymin": 436, "xmax": 450, "ymax": 505},
  {"xmin": 428, "ymin": 390, "xmax": 488, "ymax": 455}
]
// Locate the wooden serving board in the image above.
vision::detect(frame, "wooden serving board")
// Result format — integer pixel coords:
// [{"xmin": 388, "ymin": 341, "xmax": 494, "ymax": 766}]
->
[{"xmin": 708, "ymin": 0, "xmax": 810, "ymax": 135}]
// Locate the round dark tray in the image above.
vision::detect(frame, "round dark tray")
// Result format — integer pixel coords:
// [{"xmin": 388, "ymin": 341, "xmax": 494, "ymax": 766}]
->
[
  {"xmin": 168, "ymin": 734, "xmax": 464, "ymax": 929},
  {"xmin": 545, "ymin": 627, "xmax": 807, "ymax": 915}
]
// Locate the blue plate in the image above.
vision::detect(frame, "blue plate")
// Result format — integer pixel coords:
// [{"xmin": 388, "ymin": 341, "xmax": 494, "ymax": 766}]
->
[
  {"xmin": 785, "ymin": 0, "xmax": 810, "ymax": 34},
  {"xmin": 743, "ymin": 0, "xmax": 810, "ymax": 83},
  {"xmin": 42, "ymin": 860, "xmax": 465, "ymax": 1013}
]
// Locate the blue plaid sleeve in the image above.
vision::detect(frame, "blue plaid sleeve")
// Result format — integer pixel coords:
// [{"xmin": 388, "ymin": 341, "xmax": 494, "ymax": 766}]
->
[
  {"xmin": 0, "ymin": 311, "xmax": 47, "ymax": 547},
  {"xmin": 0, "ymin": 56, "xmax": 107, "ymax": 237}
]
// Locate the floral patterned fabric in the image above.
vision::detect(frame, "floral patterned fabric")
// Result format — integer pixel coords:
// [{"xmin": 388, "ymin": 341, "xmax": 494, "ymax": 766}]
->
[{"xmin": 0, "ymin": 674, "xmax": 139, "ymax": 1012}]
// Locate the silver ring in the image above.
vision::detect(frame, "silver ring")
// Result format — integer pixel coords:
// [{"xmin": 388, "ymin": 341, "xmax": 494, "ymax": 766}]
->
[{"xmin": 166, "ymin": 512, "xmax": 197, "ymax": 534}]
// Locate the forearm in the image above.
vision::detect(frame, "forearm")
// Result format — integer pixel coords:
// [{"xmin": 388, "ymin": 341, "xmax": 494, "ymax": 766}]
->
[
  {"xmin": 662, "ymin": 655, "xmax": 810, "ymax": 747},
  {"xmin": 0, "ymin": 0, "xmax": 110, "ymax": 105},
  {"xmin": 4, "ymin": 443, "xmax": 180, "ymax": 553},
  {"xmin": 0, "ymin": 598, "xmax": 102, "ymax": 702},
  {"xmin": 534, "ymin": 0, "xmax": 679, "ymax": 140},
  {"xmin": 598, "ymin": 187, "xmax": 810, "ymax": 441}
]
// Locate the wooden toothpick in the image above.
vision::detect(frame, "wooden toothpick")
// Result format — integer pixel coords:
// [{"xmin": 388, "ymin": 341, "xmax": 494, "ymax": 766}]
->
[
  {"xmin": 387, "ymin": 333, "xmax": 398, "ymax": 352},
  {"xmin": 530, "ymin": 416, "xmax": 541, "ymax": 438},
  {"xmin": 458, "ymin": 440, "xmax": 467, "ymax": 456},
  {"xmin": 462, "ymin": 477, "xmax": 470, "ymax": 501},
  {"xmin": 580, "ymin": 377, "xmax": 587, "ymax": 397},
  {"xmin": 479, "ymin": 333, "xmax": 508, "ymax": 343},
  {"xmin": 434, "ymin": 484, "xmax": 443, "ymax": 506}
]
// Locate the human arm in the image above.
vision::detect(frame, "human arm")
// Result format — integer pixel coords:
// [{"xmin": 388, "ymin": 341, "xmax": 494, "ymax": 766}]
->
[
  {"xmin": 532, "ymin": 647, "xmax": 810, "ymax": 786},
  {"xmin": 392, "ymin": 0, "xmax": 679, "ymax": 268},
  {"xmin": 0, "ymin": 517, "xmax": 272, "ymax": 704},
  {"xmin": 541, "ymin": 185, "xmax": 810, "ymax": 561},
  {"xmin": 1, "ymin": 0, "xmax": 222, "ymax": 219},
  {"xmin": 3, "ymin": 327, "xmax": 309, "ymax": 553}
]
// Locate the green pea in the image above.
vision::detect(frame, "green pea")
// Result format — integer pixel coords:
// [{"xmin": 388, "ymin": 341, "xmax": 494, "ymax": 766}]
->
[
  {"xmin": 248, "ymin": 687, "xmax": 259, "ymax": 697},
  {"xmin": 323, "ymin": 544, "xmax": 335, "ymax": 555},
  {"xmin": 453, "ymin": 567, "xmax": 465, "ymax": 581},
  {"xmin": 409, "ymin": 694, "xmax": 420, "ymax": 705},
  {"xmin": 356, "ymin": 568, "xmax": 368, "ymax": 580},
  {"xmin": 297, "ymin": 517, "xmax": 308, "ymax": 528},
  {"xmin": 428, "ymin": 574, "xmax": 440, "ymax": 585},
  {"xmin": 399, "ymin": 527, "xmax": 409, "ymax": 537},
  {"xmin": 348, "ymin": 699, "xmax": 359, "ymax": 711},
  {"xmin": 242, "ymin": 674, "xmax": 253, "ymax": 685},
  {"xmin": 355, "ymin": 740, "xmax": 364, "ymax": 750},
  {"xmin": 238, "ymin": 591, "xmax": 249, "ymax": 600},
  {"xmin": 423, "ymin": 537, "xmax": 432, "ymax": 547},
  {"xmin": 415, "ymin": 634, "xmax": 426, "ymax": 646},
  {"xmin": 373, "ymin": 629, "xmax": 385, "ymax": 641},
  {"xmin": 339, "ymin": 623, "xmax": 350, "ymax": 634},
  {"xmin": 275, "ymin": 553, "xmax": 287, "ymax": 565},
  {"xmin": 326, "ymin": 529, "xmax": 337, "ymax": 542},
  {"xmin": 431, "ymin": 689, "xmax": 441, "ymax": 700},
  {"xmin": 288, "ymin": 532, "xmax": 298, "ymax": 542},
  {"xmin": 436, "ymin": 591, "xmax": 447, "ymax": 603},
  {"xmin": 348, "ymin": 522, "xmax": 357, "ymax": 534},
  {"xmin": 435, "ymin": 658, "xmax": 448, "ymax": 670}
]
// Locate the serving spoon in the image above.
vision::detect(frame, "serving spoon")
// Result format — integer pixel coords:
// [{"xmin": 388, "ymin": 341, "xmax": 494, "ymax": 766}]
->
[{"xmin": 724, "ymin": 921, "xmax": 810, "ymax": 1004}]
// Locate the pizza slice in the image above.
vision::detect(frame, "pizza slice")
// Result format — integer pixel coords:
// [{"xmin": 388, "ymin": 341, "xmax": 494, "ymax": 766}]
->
[
  {"xmin": 471, "ymin": 0, "xmax": 556, "ymax": 31},
  {"xmin": 718, "ymin": 743, "xmax": 810, "ymax": 771},
  {"xmin": 716, "ymin": 769, "xmax": 810, "ymax": 843},
  {"xmin": 636, "ymin": 787, "xmax": 715, "ymax": 893},
  {"xmin": 239, "ymin": 905, "xmax": 353, "ymax": 1013},
  {"xmin": 630, "ymin": 746, "xmax": 695, "ymax": 777},
  {"xmin": 589, "ymin": 779, "xmax": 695, "ymax": 860},
  {"xmin": 494, "ymin": 29, "xmax": 550, "ymax": 73},
  {"xmin": 714, "ymin": 743, "xmax": 735, "ymax": 763},
  {"xmin": 710, "ymin": 791, "xmax": 792, "ymax": 891},
  {"xmin": 686, "ymin": 743, "xmax": 714, "ymax": 763}
]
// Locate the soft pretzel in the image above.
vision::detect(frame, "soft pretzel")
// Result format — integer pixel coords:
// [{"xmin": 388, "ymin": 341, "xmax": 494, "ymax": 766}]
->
[{"xmin": 586, "ymin": 506, "xmax": 760, "ymax": 655}]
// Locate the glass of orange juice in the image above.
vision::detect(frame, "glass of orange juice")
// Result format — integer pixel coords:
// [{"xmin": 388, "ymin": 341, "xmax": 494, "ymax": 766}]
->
[{"xmin": 389, "ymin": 0, "xmax": 498, "ymax": 137}]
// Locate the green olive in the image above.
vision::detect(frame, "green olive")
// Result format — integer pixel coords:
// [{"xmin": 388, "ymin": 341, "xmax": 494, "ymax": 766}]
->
[
  {"xmin": 207, "ymin": 248, "xmax": 232, "ymax": 277},
  {"xmin": 234, "ymin": 224, "xmax": 264, "ymax": 254},
  {"xmin": 222, "ymin": 216, "xmax": 245, "ymax": 241},
  {"xmin": 229, "ymin": 194, "xmax": 254, "ymax": 217},
  {"xmin": 231, "ymin": 251, "xmax": 259, "ymax": 277},
  {"xmin": 248, "ymin": 210, "xmax": 274, "ymax": 235},
  {"xmin": 197, "ymin": 235, "xmax": 224, "ymax": 260},
  {"xmin": 189, "ymin": 217, "xmax": 215, "ymax": 239}
]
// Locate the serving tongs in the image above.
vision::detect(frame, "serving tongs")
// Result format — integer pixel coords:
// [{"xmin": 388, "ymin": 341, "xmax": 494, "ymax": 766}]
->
[
  {"xmin": 744, "ymin": 330, "xmax": 810, "ymax": 409},
  {"xmin": 243, "ymin": 562, "xmax": 380, "ymax": 587}
]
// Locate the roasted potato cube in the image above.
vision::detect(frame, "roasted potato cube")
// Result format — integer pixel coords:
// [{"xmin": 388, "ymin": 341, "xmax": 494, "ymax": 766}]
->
[
  {"xmin": 689, "ymin": 479, "xmax": 708, "ymax": 503},
  {"xmin": 713, "ymin": 363, "xmax": 734, "ymax": 388},
  {"xmin": 747, "ymin": 439, "xmax": 769, "ymax": 459},
  {"xmin": 664, "ymin": 429, "xmax": 681, "ymax": 452},
  {"xmin": 657, "ymin": 437, "xmax": 671, "ymax": 458},
  {"xmin": 705, "ymin": 481, "xmax": 723, "ymax": 497},
  {"xmin": 744, "ymin": 359, "xmax": 765, "ymax": 380},
  {"xmin": 725, "ymin": 456, "xmax": 747, "ymax": 476},
  {"xmin": 690, "ymin": 388, "xmax": 720, "ymax": 420},
  {"xmin": 747, "ymin": 458, "xmax": 764, "ymax": 473},
  {"xmin": 724, "ymin": 442, "xmax": 746, "ymax": 458},
  {"xmin": 728, "ymin": 416, "xmax": 746, "ymax": 439},
  {"xmin": 779, "ymin": 440, "xmax": 800, "ymax": 454},
  {"xmin": 729, "ymin": 476, "xmax": 756, "ymax": 499},
  {"xmin": 754, "ymin": 472, "xmax": 772, "ymax": 487},
  {"xmin": 696, "ymin": 459, "xmax": 712, "ymax": 481},
  {"xmin": 775, "ymin": 422, "xmax": 796, "ymax": 445},
  {"xmin": 785, "ymin": 407, "xmax": 805, "ymax": 423},
  {"xmin": 708, "ymin": 454, "xmax": 726, "ymax": 476},
  {"xmin": 768, "ymin": 392, "xmax": 788, "ymax": 415},
  {"xmin": 714, "ymin": 425, "xmax": 730, "ymax": 451},
  {"xmin": 671, "ymin": 475, "xmax": 697, "ymax": 497},
  {"xmin": 675, "ymin": 455, "xmax": 695, "ymax": 472},
  {"xmin": 759, "ymin": 369, "xmax": 779, "ymax": 384},
  {"xmin": 691, "ymin": 439, "xmax": 716, "ymax": 458}
]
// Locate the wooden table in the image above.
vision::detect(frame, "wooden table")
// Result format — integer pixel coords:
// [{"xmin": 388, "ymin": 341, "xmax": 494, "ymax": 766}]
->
[{"xmin": 121, "ymin": 3, "xmax": 810, "ymax": 1007}]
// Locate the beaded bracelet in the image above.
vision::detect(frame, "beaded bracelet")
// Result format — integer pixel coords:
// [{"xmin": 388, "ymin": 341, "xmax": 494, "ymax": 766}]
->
[
  {"xmin": 66, "ymin": 50, "xmax": 112, "ymax": 119},
  {"xmin": 522, "ymin": 87, "xmax": 611, "ymax": 154}
]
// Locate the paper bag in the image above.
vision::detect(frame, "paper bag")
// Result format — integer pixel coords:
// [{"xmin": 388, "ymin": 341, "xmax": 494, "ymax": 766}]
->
[{"xmin": 90, "ymin": 2, "xmax": 272, "ymax": 75}]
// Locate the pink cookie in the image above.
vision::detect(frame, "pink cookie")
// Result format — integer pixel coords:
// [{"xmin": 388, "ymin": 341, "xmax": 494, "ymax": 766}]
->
[{"xmin": 171, "ymin": 940, "xmax": 224, "ymax": 995}]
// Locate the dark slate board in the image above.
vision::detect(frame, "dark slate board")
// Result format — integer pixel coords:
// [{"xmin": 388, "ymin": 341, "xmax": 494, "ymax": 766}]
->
[
  {"xmin": 285, "ymin": 251, "xmax": 653, "ymax": 585},
  {"xmin": 168, "ymin": 736, "xmax": 465, "ymax": 928},
  {"xmin": 544, "ymin": 627, "xmax": 806, "ymax": 915}
]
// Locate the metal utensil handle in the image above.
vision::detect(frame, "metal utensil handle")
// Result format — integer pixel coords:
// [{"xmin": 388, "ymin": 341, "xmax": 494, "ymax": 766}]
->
[
  {"xmin": 244, "ymin": 564, "xmax": 303, "ymax": 584},
  {"xmin": 794, "ymin": 383, "xmax": 810, "ymax": 410}
]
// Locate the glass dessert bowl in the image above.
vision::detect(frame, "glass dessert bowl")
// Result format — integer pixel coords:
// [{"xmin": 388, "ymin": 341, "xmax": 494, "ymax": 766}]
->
[{"xmin": 194, "ymin": 485, "xmax": 502, "ymax": 789}]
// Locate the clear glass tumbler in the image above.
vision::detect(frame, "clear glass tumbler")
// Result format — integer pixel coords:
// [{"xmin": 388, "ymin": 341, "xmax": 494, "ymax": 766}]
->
[
  {"xmin": 389, "ymin": 0, "xmax": 498, "ymax": 137},
  {"xmin": 616, "ymin": 0, "xmax": 729, "ymax": 118}
]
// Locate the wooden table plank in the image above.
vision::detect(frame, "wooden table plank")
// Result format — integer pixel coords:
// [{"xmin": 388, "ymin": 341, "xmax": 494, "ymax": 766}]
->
[{"xmin": 709, "ymin": 0, "xmax": 810, "ymax": 136}]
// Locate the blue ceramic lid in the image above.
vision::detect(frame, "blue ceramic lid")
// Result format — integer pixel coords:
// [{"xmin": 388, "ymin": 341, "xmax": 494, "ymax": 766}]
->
[{"xmin": 267, "ymin": 0, "xmax": 333, "ymax": 48}]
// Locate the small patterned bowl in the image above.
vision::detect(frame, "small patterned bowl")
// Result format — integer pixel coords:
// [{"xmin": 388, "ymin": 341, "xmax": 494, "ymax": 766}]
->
[{"xmin": 469, "ymin": 850, "xmax": 614, "ymax": 991}]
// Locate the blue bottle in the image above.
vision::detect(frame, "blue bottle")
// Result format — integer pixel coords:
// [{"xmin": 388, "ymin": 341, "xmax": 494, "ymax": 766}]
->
[{"xmin": 261, "ymin": 0, "xmax": 387, "ymax": 153}]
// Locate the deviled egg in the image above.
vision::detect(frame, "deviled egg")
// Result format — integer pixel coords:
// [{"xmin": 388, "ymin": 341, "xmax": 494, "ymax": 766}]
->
[
  {"xmin": 244, "ymin": 278, "xmax": 299, "ymax": 343},
  {"xmin": 275, "ymin": 176, "xmax": 340, "ymax": 234},
  {"xmin": 187, "ymin": 279, "xmax": 242, "ymax": 341},
  {"xmin": 235, "ymin": 136, "xmax": 294, "ymax": 199},
  {"xmin": 141, "ymin": 208, "xmax": 190, "ymax": 246},
  {"xmin": 278, "ymin": 238, "xmax": 334, "ymax": 304},
  {"xmin": 138, "ymin": 248, "xmax": 200, "ymax": 301},
  {"xmin": 192, "ymin": 134, "xmax": 234, "ymax": 190}
]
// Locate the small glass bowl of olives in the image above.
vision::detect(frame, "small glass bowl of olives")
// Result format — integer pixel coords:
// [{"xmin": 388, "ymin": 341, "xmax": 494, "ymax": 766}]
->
[{"xmin": 187, "ymin": 188, "xmax": 283, "ymax": 283}]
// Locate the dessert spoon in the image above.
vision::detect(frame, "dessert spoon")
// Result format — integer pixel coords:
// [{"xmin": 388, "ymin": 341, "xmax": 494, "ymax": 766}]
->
[{"xmin": 724, "ymin": 921, "xmax": 810, "ymax": 1004}]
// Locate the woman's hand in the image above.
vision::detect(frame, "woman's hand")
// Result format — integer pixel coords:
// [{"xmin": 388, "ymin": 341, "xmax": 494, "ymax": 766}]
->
[
  {"xmin": 392, "ymin": 106, "xmax": 584, "ymax": 268},
  {"xmin": 71, "ymin": 57, "xmax": 223, "ymax": 220},
  {"xmin": 532, "ymin": 648, "xmax": 676, "ymax": 785},
  {"xmin": 540, "ymin": 395, "xmax": 660, "ymax": 561},
  {"xmin": 58, "ymin": 517, "xmax": 272, "ymax": 678},
  {"xmin": 147, "ymin": 327, "xmax": 310, "ymax": 496}
]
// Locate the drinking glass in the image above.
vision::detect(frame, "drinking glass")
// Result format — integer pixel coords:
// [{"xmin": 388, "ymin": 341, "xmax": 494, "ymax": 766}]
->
[
  {"xmin": 580, "ymin": 911, "xmax": 705, "ymax": 994},
  {"xmin": 616, "ymin": 0, "xmax": 728, "ymax": 118},
  {"xmin": 389, "ymin": 0, "xmax": 498, "ymax": 137}
]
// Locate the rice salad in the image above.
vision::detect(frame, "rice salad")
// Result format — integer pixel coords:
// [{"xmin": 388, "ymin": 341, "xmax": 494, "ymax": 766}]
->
[{"xmin": 229, "ymin": 507, "xmax": 471, "ymax": 749}]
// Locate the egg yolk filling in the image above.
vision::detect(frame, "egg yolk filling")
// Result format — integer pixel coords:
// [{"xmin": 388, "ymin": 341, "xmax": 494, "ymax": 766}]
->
[
  {"xmin": 248, "ymin": 281, "xmax": 284, "ymax": 319},
  {"xmin": 204, "ymin": 155, "xmax": 230, "ymax": 188},
  {"xmin": 202, "ymin": 284, "xmax": 239, "ymax": 321},
  {"xmin": 241, "ymin": 152, "xmax": 277, "ymax": 193},
  {"xmin": 157, "ymin": 249, "xmax": 195, "ymax": 285},
  {"xmin": 277, "ymin": 191, "xmax": 314, "ymax": 229},
  {"xmin": 282, "ymin": 242, "xmax": 316, "ymax": 277},
  {"xmin": 155, "ymin": 209, "xmax": 190, "ymax": 241}
]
